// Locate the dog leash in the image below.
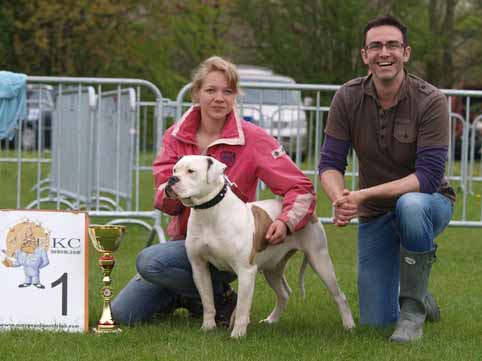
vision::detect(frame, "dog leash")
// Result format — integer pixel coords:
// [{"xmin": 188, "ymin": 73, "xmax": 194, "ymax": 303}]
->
[{"xmin": 224, "ymin": 175, "xmax": 249, "ymax": 203}]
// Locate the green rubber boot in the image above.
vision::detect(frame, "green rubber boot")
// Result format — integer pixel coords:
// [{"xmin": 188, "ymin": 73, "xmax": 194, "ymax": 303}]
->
[{"xmin": 389, "ymin": 247, "xmax": 437, "ymax": 343}]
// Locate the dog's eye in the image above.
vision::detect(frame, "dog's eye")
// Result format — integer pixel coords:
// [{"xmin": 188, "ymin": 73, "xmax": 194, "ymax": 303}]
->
[{"xmin": 187, "ymin": 169, "xmax": 195, "ymax": 174}]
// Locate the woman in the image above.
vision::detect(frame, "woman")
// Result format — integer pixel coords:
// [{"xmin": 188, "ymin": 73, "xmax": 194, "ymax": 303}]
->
[{"xmin": 112, "ymin": 56, "xmax": 316, "ymax": 326}]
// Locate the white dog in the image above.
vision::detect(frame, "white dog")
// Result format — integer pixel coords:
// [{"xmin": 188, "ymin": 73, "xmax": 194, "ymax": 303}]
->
[{"xmin": 166, "ymin": 155, "xmax": 355, "ymax": 338}]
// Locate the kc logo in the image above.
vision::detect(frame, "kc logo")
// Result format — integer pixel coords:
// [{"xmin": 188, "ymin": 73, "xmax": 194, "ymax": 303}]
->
[{"xmin": 52, "ymin": 237, "xmax": 81, "ymax": 249}]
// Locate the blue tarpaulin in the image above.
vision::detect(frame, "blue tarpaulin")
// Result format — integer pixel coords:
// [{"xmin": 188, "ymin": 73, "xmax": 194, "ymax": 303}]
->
[{"xmin": 0, "ymin": 71, "xmax": 27, "ymax": 140}]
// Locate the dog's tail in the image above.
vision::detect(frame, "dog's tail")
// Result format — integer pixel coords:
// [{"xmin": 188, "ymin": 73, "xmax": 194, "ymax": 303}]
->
[{"xmin": 298, "ymin": 255, "xmax": 309, "ymax": 299}]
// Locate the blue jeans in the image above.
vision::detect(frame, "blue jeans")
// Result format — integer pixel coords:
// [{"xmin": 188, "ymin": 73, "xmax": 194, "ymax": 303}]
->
[
  {"xmin": 111, "ymin": 240, "xmax": 236, "ymax": 325},
  {"xmin": 357, "ymin": 192, "xmax": 453, "ymax": 326}
]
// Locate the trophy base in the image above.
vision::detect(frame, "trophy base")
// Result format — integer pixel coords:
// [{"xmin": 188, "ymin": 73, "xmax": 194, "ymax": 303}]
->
[{"xmin": 92, "ymin": 325, "xmax": 122, "ymax": 334}]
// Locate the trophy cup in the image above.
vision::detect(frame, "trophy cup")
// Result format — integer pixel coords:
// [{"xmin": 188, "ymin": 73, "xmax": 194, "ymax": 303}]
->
[{"xmin": 88, "ymin": 225, "xmax": 126, "ymax": 333}]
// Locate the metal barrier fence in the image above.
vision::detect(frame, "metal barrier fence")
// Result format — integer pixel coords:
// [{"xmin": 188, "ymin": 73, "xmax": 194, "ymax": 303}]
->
[
  {"xmin": 175, "ymin": 82, "xmax": 482, "ymax": 227},
  {"xmin": 1, "ymin": 77, "xmax": 480, "ymax": 239},
  {"xmin": 0, "ymin": 77, "xmax": 172, "ymax": 243}
]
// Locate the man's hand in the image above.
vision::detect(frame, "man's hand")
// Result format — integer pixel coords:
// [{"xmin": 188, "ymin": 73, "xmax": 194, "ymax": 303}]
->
[
  {"xmin": 2, "ymin": 258, "xmax": 13, "ymax": 267},
  {"xmin": 265, "ymin": 220, "xmax": 288, "ymax": 245},
  {"xmin": 332, "ymin": 189, "xmax": 364, "ymax": 227}
]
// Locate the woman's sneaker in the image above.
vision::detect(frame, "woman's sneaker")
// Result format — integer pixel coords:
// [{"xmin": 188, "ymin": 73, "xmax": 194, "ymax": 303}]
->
[
  {"xmin": 214, "ymin": 285, "xmax": 237, "ymax": 328},
  {"xmin": 177, "ymin": 296, "xmax": 203, "ymax": 318}
]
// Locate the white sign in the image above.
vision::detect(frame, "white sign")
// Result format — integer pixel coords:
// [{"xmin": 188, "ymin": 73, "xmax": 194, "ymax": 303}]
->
[{"xmin": 0, "ymin": 209, "xmax": 88, "ymax": 333}]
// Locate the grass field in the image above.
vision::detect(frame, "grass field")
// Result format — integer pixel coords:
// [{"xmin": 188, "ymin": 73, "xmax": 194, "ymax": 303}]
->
[
  {"xmin": 0, "ymin": 153, "xmax": 482, "ymax": 361},
  {"xmin": 1, "ymin": 225, "xmax": 481, "ymax": 361}
]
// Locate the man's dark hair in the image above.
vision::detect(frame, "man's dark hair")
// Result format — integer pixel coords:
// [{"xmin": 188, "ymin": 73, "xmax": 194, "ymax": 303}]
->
[{"xmin": 363, "ymin": 15, "xmax": 408, "ymax": 46}]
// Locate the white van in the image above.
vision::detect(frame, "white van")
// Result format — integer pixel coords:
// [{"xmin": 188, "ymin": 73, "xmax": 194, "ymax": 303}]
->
[{"xmin": 236, "ymin": 66, "xmax": 307, "ymax": 156}]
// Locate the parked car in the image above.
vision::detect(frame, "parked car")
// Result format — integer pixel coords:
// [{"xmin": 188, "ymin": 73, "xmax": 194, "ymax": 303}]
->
[
  {"xmin": 23, "ymin": 84, "xmax": 55, "ymax": 150},
  {"xmin": 236, "ymin": 66, "xmax": 308, "ymax": 156}
]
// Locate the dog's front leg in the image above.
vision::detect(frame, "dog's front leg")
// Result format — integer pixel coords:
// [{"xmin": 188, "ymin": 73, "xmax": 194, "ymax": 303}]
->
[
  {"xmin": 191, "ymin": 258, "xmax": 217, "ymax": 331},
  {"xmin": 231, "ymin": 265, "xmax": 257, "ymax": 338}
]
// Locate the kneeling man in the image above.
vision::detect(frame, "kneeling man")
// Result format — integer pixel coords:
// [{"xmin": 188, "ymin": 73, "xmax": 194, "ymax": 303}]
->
[{"xmin": 318, "ymin": 15, "xmax": 455, "ymax": 343}]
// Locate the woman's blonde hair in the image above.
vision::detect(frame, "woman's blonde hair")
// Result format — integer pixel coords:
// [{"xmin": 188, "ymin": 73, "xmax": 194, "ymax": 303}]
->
[{"xmin": 191, "ymin": 56, "xmax": 240, "ymax": 102}]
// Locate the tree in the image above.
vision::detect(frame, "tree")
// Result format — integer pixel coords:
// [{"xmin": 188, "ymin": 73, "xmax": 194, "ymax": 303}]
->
[
  {"xmin": 0, "ymin": 0, "xmax": 14, "ymax": 69},
  {"xmin": 3, "ymin": 0, "xmax": 480, "ymax": 93},
  {"xmin": 127, "ymin": 0, "xmax": 241, "ymax": 98},
  {"xmin": 139, "ymin": 0, "xmax": 241, "ymax": 97},
  {"xmin": 233, "ymin": 0, "xmax": 482, "ymax": 88},
  {"xmin": 233, "ymin": 0, "xmax": 377, "ymax": 84},
  {"xmin": 2, "ymin": 0, "xmax": 137, "ymax": 76}
]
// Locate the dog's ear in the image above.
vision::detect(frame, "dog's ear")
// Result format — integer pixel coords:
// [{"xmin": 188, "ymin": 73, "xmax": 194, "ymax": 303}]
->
[{"xmin": 206, "ymin": 157, "xmax": 227, "ymax": 184}]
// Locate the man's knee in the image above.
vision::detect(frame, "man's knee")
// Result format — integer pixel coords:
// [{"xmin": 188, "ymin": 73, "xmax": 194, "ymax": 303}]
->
[
  {"xmin": 395, "ymin": 193, "xmax": 434, "ymax": 232},
  {"xmin": 396, "ymin": 193, "xmax": 430, "ymax": 219},
  {"xmin": 395, "ymin": 193, "xmax": 437, "ymax": 252}
]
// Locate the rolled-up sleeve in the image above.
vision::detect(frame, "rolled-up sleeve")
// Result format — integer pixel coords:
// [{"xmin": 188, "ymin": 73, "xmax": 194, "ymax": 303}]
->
[
  {"xmin": 318, "ymin": 134, "xmax": 351, "ymax": 176},
  {"xmin": 414, "ymin": 92, "xmax": 450, "ymax": 194},
  {"xmin": 253, "ymin": 131, "xmax": 316, "ymax": 232},
  {"xmin": 415, "ymin": 146, "xmax": 448, "ymax": 194}
]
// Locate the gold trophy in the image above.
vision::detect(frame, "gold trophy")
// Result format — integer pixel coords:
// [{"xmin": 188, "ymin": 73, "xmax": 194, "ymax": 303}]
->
[{"xmin": 88, "ymin": 225, "xmax": 126, "ymax": 333}]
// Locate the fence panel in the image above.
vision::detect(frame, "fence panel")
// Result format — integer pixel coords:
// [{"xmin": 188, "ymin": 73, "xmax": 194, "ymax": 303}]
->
[
  {"xmin": 48, "ymin": 86, "xmax": 96, "ymax": 207},
  {"xmin": 0, "ymin": 77, "xmax": 169, "ymax": 243},
  {"xmin": 96, "ymin": 88, "xmax": 136, "ymax": 204}
]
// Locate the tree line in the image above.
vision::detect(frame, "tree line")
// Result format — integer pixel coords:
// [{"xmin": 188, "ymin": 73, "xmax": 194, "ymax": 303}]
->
[{"xmin": 1, "ymin": 0, "xmax": 481, "ymax": 98}]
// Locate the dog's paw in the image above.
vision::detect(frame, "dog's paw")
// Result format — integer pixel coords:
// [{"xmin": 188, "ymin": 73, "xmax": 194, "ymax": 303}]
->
[
  {"xmin": 230, "ymin": 325, "xmax": 247, "ymax": 338},
  {"xmin": 259, "ymin": 311, "xmax": 280, "ymax": 324},
  {"xmin": 343, "ymin": 318, "xmax": 356, "ymax": 330},
  {"xmin": 201, "ymin": 319, "xmax": 217, "ymax": 332},
  {"xmin": 259, "ymin": 316, "xmax": 279, "ymax": 325}
]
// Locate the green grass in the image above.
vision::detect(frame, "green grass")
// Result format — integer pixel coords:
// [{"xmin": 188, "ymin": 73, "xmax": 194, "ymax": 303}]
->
[
  {"xmin": 1, "ymin": 151, "xmax": 482, "ymax": 360},
  {"xmin": 1, "ymin": 225, "xmax": 482, "ymax": 361}
]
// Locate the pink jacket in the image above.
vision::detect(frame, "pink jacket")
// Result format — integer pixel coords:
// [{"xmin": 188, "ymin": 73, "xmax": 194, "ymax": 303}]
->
[{"xmin": 153, "ymin": 106, "xmax": 316, "ymax": 240}]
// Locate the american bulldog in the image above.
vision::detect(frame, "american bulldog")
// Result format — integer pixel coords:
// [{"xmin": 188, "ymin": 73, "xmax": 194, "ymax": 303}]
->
[{"xmin": 166, "ymin": 155, "xmax": 355, "ymax": 338}]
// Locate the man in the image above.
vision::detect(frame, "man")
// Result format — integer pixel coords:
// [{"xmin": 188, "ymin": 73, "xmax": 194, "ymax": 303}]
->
[{"xmin": 318, "ymin": 15, "xmax": 455, "ymax": 343}]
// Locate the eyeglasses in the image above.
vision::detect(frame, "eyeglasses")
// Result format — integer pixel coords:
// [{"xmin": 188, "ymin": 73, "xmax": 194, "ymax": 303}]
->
[{"xmin": 365, "ymin": 41, "xmax": 405, "ymax": 53}]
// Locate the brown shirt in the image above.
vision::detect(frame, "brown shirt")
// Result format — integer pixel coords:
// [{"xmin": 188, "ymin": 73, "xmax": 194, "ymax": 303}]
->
[{"xmin": 325, "ymin": 72, "xmax": 455, "ymax": 219}]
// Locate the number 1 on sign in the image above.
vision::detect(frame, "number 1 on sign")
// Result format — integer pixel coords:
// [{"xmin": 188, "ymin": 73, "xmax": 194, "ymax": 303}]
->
[{"xmin": 51, "ymin": 273, "xmax": 68, "ymax": 315}]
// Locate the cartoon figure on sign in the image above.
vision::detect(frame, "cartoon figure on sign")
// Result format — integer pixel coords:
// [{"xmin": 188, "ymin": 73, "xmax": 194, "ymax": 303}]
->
[{"xmin": 2, "ymin": 221, "xmax": 50, "ymax": 289}]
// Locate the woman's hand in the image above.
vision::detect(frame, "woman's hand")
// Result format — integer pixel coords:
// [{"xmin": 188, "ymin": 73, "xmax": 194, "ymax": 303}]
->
[{"xmin": 266, "ymin": 220, "xmax": 288, "ymax": 245}]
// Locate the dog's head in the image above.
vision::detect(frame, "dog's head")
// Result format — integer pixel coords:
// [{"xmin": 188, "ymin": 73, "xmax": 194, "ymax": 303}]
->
[{"xmin": 168, "ymin": 155, "xmax": 227, "ymax": 207}]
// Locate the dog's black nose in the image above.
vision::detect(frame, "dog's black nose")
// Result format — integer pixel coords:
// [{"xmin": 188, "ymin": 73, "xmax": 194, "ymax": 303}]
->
[{"xmin": 168, "ymin": 176, "xmax": 179, "ymax": 186}]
